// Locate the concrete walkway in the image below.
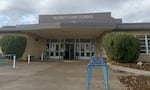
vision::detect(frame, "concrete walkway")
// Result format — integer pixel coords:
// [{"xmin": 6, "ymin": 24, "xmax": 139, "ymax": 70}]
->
[{"xmin": 0, "ymin": 61, "xmax": 123, "ymax": 90}]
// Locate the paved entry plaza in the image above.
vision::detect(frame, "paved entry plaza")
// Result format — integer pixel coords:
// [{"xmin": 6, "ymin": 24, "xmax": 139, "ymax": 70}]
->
[{"xmin": 0, "ymin": 61, "xmax": 123, "ymax": 90}]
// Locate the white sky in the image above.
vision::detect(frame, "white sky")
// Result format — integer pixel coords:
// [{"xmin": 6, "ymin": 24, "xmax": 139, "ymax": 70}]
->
[{"xmin": 0, "ymin": 0, "xmax": 150, "ymax": 26}]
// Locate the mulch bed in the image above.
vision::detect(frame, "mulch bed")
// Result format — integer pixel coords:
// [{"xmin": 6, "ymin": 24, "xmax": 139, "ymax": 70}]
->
[
  {"xmin": 109, "ymin": 61, "xmax": 150, "ymax": 90},
  {"xmin": 119, "ymin": 76, "xmax": 150, "ymax": 90}
]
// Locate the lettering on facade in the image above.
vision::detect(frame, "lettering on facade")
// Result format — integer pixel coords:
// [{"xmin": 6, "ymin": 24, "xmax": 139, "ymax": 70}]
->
[{"xmin": 52, "ymin": 15, "xmax": 93, "ymax": 20}]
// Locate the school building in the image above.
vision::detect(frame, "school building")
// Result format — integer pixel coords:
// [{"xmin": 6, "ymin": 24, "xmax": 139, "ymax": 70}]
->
[{"xmin": 0, "ymin": 12, "xmax": 150, "ymax": 62}]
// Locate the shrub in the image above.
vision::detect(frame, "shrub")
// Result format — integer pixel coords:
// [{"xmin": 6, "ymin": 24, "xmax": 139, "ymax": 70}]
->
[
  {"xmin": 0, "ymin": 34, "xmax": 27, "ymax": 59},
  {"xmin": 102, "ymin": 32, "xmax": 140, "ymax": 63}
]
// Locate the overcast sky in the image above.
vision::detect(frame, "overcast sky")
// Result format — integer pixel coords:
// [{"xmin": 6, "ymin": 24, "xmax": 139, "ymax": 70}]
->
[{"xmin": 0, "ymin": 0, "xmax": 150, "ymax": 26}]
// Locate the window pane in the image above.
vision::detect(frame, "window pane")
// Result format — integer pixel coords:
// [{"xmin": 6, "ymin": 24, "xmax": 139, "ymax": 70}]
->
[
  {"xmin": 56, "ymin": 52, "xmax": 59, "ymax": 56},
  {"xmin": 87, "ymin": 53, "xmax": 90, "ymax": 56},
  {"xmin": 56, "ymin": 44, "xmax": 59, "ymax": 51},
  {"xmin": 136, "ymin": 35, "xmax": 146, "ymax": 54},
  {"xmin": 60, "ymin": 52, "xmax": 63, "ymax": 56},
  {"xmin": 81, "ymin": 53, "xmax": 84, "ymax": 56},
  {"xmin": 148, "ymin": 36, "xmax": 150, "ymax": 54},
  {"xmin": 51, "ymin": 52, "xmax": 54, "ymax": 56}
]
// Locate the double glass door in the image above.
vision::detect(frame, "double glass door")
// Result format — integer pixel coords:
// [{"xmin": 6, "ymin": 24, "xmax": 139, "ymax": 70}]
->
[{"xmin": 46, "ymin": 39, "xmax": 95, "ymax": 60}]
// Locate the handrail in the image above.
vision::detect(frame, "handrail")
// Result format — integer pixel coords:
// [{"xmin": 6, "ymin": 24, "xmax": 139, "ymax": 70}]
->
[{"xmin": 86, "ymin": 55, "xmax": 109, "ymax": 90}]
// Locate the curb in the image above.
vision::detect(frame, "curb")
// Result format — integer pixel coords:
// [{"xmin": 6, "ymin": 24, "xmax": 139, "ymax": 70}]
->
[{"xmin": 109, "ymin": 65, "xmax": 150, "ymax": 76}]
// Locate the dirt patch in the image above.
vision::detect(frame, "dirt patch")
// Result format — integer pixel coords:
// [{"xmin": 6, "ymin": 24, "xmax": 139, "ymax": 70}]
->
[
  {"xmin": 108, "ymin": 61, "xmax": 150, "ymax": 90},
  {"xmin": 119, "ymin": 75, "xmax": 150, "ymax": 90}
]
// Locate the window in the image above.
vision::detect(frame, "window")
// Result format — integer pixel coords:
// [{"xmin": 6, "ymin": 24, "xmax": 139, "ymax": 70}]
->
[
  {"xmin": 136, "ymin": 35, "xmax": 149, "ymax": 54},
  {"xmin": 147, "ymin": 35, "xmax": 150, "ymax": 53}
]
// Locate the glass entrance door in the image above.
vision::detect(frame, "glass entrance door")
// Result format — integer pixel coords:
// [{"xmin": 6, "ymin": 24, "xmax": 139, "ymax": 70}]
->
[
  {"xmin": 64, "ymin": 44, "xmax": 74, "ymax": 60},
  {"xmin": 46, "ymin": 39, "xmax": 95, "ymax": 60}
]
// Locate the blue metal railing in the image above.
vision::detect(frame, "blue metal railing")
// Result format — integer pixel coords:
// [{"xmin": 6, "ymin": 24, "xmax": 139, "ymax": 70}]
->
[{"xmin": 86, "ymin": 55, "xmax": 109, "ymax": 90}]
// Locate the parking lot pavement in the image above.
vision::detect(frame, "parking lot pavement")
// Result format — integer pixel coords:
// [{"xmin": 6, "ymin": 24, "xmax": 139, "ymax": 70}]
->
[{"xmin": 0, "ymin": 61, "xmax": 123, "ymax": 90}]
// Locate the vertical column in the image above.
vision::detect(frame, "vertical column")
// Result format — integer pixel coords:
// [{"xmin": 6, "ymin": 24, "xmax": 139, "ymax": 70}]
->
[
  {"xmin": 84, "ymin": 42, "xmax": 87, "ymax": 57},
  {"xmin": 53, "ymin": 42, "xmax": 55, "ymax": 58},
  {"xmin": 95, "ymin": 33, "xmax": 104, "ymax": 55},
  {"xmin": 69, "ymin": 44, "xmax": 70, "ymax": 60},
  {"xmin": 145, "ymin": 35, "xmax": 149, "ymax": 54},
  {"xmin": 63, "ymin": 40, "xmax": 65, "ymax": 60},
  {"xmin": 49, "ymin": 40, "xmax": 51, "ymax": 59},
  {"xmin": 41, "ymin": 52, "xmax": 44, "ymax": 61},
  {"xmin": 90, "ymin": 39, "xmax": 92, "ymax": 57},
  {"xmin": 74, "ymin": 39, "xmax": 76, "ymax": 60},
  {"xmin": 94, "ymin": 39, "xmax": 96, "ymax": 55},
  {"xmin": 13, "ymin": 55, "xmax": 16, "ymax": 69},
  {"xmin": 59, "ymin": 40, "xmax": 61, "ymax": 60},
  {"xmin": 27, "ymin": 54, "xmax": 30, "ymax": 64},
  {"xmin": 79, "ymin": 39, "xmax": 81, "ymax": 58}
]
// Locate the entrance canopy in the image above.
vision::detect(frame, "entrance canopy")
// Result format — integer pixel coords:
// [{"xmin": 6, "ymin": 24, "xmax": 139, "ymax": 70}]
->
[
  {"xmin": 21, "ymin": 28, "xmax": 111, "ymax": 39},
  {"xmin": 18, "ymin": 12, "xmax": 120, "ymax": 39}
]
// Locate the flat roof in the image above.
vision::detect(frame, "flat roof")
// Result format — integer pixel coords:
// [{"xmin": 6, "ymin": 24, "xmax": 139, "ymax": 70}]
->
[
  {"xmin": 0, "ymin": 12, "xmax": 150, "ymax": 32},
  {"xmin": 115, "ymin": 23, "xmax": 150, "ymax": 31}
]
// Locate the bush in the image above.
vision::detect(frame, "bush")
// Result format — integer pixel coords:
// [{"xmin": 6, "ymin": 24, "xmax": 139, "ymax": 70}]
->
[
  {"xmin": 0, "ymin": 34, "xmax": 27, "ymax": 59},
  {"xmin": 102, "ymin": 32, "xmax": 140, "ymax": 63}
]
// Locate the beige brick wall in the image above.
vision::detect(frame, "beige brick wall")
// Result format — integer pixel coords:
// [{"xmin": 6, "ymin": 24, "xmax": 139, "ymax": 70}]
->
[
  {"xmin": 138, "ymin": 55, "xmax": 150, "ymax": 62},
  {"xmin": 95, "ymin": 31, "xmax": 111, "ymax": 57},
  {"xmin": 95, "ymin": 35, "xmax": 102, "ymax": 55},
  {"xmin": 22, "ymin": 33, "xmax": 46, "ymax": 60}
]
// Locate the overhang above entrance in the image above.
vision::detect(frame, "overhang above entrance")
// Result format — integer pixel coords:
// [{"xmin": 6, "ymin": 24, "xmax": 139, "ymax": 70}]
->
[{"xmin": 22, "ymin": 28, "xmax": 111, "ymax": 39}]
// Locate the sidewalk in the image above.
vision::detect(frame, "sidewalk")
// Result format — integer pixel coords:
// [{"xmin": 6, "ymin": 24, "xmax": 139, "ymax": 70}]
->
[
  {"xmin": 0, "ymin": 61, "xmax": 123, "ymax": 90},
  {"xmin": 90, "ymin": 66, "xmax": 124, "ymax": 90}
]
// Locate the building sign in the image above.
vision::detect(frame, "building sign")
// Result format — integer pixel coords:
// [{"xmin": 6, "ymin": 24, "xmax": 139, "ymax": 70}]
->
[{"xmin": 52, "ymin": 15, "xmax": 93, "ymax": 20}]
